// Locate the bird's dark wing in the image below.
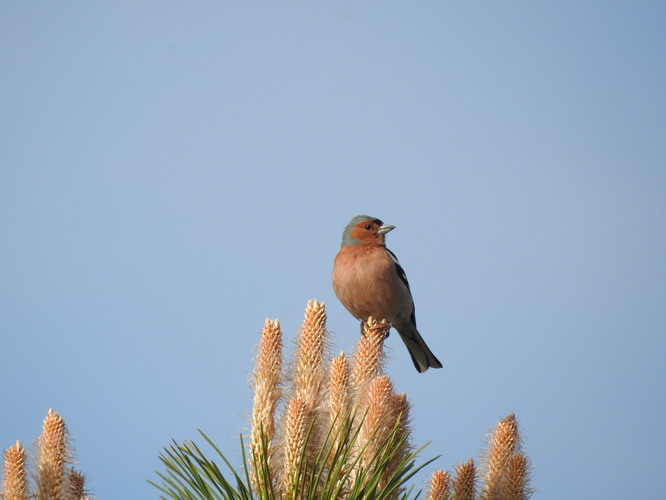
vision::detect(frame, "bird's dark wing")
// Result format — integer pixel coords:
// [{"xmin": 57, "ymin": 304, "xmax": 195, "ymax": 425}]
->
[{"xmin": 386, "ymin": 248, "xmax": 411, "ymax": 292}]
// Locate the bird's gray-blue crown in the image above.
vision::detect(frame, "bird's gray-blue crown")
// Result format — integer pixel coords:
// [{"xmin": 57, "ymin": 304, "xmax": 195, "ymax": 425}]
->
[{"xmin": 341, "ymin": 215, "xmax": 384, "ymax": 246}]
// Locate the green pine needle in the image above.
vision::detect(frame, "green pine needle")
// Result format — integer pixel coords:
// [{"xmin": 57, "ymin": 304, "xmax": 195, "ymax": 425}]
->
[{"xmin": 150, "ymin": 415, "xmax": 438, "ymax": 500}]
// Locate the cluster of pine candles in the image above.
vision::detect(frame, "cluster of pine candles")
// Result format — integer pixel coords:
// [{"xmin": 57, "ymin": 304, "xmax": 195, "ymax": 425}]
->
[
  {"xmin": 241, "ymin": 300, "xmax": 531, "ymax": 500},
  {"xmin": 2, "ymin": 300, "xmax": 532, "ymax": 499},
  {"xmin": 1, "ymin": 409, "xmax": 91, "ymax": 500}
]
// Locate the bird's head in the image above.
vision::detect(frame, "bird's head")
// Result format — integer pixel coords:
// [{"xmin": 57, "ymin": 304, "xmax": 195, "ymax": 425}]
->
[{"xmin": 341, "ymin": 215, "xmax": 395, "ymax": 247}]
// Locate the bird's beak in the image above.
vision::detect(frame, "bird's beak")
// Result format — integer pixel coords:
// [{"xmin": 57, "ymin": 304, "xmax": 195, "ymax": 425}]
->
[{"xmin": 377, "ymin": 224, "xmax": 395, "ymax": 235}]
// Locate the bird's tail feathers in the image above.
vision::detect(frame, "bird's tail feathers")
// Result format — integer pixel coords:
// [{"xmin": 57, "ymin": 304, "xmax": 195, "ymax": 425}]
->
[{"xmin": 395, "ymin": 322, "xmax": 443, "ymax": 373}]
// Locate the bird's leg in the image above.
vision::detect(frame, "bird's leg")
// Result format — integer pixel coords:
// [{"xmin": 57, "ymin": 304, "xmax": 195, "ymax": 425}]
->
[{"xmin": 359, "ymin": 320, "xmax": 365, "ymax": 336}]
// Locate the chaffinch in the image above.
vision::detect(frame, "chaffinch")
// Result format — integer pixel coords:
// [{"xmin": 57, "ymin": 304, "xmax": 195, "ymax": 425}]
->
[{"xmin": 332, "ymin": 215, "xmax": 442, "ymax": 373}]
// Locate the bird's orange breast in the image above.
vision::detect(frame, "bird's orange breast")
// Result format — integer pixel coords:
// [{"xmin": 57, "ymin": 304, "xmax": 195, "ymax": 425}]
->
[{"xmin": 332, "ymin": 245, "xmax": 412, "ymax": 324}]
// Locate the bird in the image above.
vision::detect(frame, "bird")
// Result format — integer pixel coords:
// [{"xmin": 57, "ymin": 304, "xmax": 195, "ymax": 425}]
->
[{"xmin": 332, "ymin": 215, "xmax": 442, "ymax": 373}]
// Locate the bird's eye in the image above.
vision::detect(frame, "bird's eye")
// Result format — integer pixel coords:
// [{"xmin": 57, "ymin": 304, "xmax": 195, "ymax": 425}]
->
[{"xmin": 364, "ymin": 224, "xmax": 372, "ymax": 230}]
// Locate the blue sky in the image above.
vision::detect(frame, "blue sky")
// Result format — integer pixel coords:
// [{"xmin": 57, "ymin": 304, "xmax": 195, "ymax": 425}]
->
[{"xmin": 1, "ymin": 2, "xmax": 665, "ymax": 499}]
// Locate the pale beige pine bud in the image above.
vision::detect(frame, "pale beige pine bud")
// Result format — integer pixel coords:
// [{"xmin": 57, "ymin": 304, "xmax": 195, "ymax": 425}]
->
[
  {"xmin": 67, "ymin": 469, "xmax": 89, "ymax": 500},
  {"xmin": 281, "ymin": 398, "xmax": 311, "ymax": 499},
  {"xmin": 357, "ymin": 376, "xmax": 396, "ymax": 471},
  {"xmin": 351, "ymin": 317, "xmax": 389, "ymax": 391},
  {"xmin": 3, "ymin": 441, "xmax": 28, "ymax": 500},
  {"xmin": 390, "ymin": 392, "xmax": 411, "ymax": 438},
  {"xmin": 453, "ymin": 458, "xmax": 477, "ymax": 500},
  {"xmin": 483, "ymin": 413, "xmax": 520, "ymax": 500},
  {"xmin": 36, "ymin": 409, "xmax": 70, "ymax": 500},
  {"xmin": 250, "ymin": 319, "xmax": 283, "ymax": 490},
  {"xmin": 502, "ymin": 453, "xmax": 531, "ymax": 500},
  {"xmin": 328, "ymin": 352, "xmax": 350, "ymax": 422},
  {"xmin": 293, "ymin": 300, "xmax": 328, "ymax": 411},
  {"xmin": 325, "ymin": 352, "xmax": 352, "ymax": 495},
  {"xmin": 381, "ymin": 391, "xmax": 411, "ymax": 489},
  {"xmin": 328, "ymin": 351, "xmax": 351, "ymax": 454},
  {"xmin": 426, "ymin": 469, "xmax": 451, "ymax": 500},
  {"xmin": 251, "ymin": 319, "xmax": 282, "ymax": 444}
]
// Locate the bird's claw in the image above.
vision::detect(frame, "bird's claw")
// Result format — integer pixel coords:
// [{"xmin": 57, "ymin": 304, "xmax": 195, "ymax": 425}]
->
[{"xmin": 359, "ymin": 319, "xmax": 391, "ymax": 339}]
